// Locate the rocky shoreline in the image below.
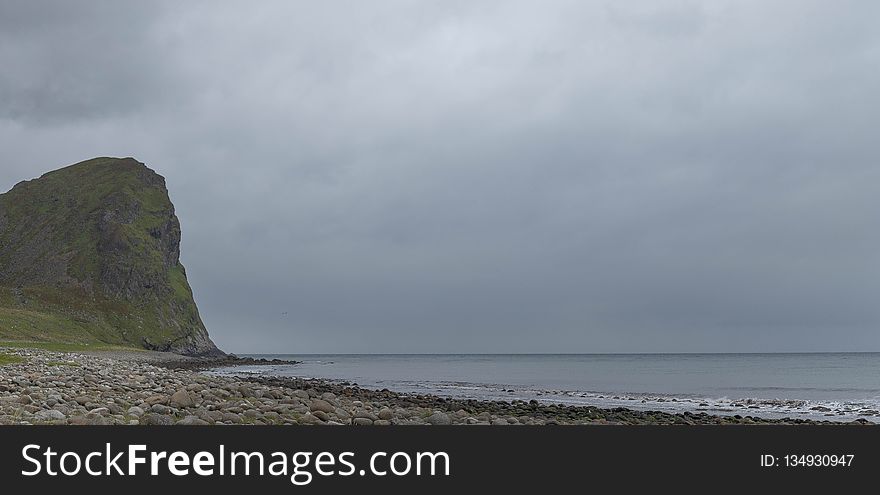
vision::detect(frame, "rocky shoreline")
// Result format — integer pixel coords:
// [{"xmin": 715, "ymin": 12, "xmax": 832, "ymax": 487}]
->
[
  {"xmin": 0, "ymin": 347, "xmax": 870, "ymax": 426},
  {"xmin": 156, "ymin": 354, "xmax": 300, "ymax": 371}
]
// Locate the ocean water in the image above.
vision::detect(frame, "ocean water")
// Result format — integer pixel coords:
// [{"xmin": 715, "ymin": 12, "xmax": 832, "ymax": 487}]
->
[{"xmin": 214, "ymin": 353, "xmax": 880, "ymax": 422}]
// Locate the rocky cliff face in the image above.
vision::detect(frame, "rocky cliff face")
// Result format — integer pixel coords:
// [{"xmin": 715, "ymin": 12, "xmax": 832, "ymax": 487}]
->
[{"xmin": 0, "ymin": 157, "xmax": 222, "ymax": 356}]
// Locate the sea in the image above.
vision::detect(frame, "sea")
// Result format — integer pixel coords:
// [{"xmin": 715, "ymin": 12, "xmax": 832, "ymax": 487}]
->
[{"xmin": 212, "ymin": 353, "xmax": 880, "ymax": 422}]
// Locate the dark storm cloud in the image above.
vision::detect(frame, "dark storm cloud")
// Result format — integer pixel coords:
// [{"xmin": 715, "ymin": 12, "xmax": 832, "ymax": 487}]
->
[{"xmin": 1, "ymin": 1, "xmax": 879, "ymax": 352}]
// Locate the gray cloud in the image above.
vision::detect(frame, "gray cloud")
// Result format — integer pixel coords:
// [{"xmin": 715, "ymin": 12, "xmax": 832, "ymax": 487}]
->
[
  {"xmin": 1, "ymin": 0, "xmax": 879, "ymax": 353},
  {"xmin": 0, "ymin": 1, "xmax": 186, "ymax": 123}
]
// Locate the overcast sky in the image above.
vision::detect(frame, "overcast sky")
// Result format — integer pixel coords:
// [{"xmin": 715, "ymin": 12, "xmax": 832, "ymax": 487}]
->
[{"xmin": 1, "ymin": 1, "xmax": 878, "ymax": 353}]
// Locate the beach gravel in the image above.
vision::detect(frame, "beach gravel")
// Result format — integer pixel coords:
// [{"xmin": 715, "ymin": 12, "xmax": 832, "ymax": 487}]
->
[{"xmin": 0, "ymin": 346, "xmax": 869, "ymax": 426}]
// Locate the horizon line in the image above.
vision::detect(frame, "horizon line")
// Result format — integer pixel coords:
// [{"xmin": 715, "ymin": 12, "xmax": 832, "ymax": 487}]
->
[{"xmin": 231, "ymin": 350, "xmax": 880, "ymax": 356}]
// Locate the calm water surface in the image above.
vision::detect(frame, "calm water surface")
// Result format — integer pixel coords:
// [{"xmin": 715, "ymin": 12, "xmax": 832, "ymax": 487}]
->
[{"xmin": 214, "ymin": 353, "xmax": 880, "ymax": 422}]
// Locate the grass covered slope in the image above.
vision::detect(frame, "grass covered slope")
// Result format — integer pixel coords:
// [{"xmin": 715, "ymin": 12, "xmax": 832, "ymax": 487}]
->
[{"xmin": 0, "ymin": 157, "xmax": 221, "ymax": 356}]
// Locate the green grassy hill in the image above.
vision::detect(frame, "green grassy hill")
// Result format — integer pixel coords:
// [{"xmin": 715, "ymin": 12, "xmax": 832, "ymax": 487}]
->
[{"xmin": 0, "ymin": 157, "xmax": 222, "ymax": 355}]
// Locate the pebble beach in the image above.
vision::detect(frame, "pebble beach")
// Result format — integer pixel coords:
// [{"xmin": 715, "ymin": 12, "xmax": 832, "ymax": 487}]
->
[{"xmin": 0, "ymin": 346, "xmax": 868, "ymax": 426}]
